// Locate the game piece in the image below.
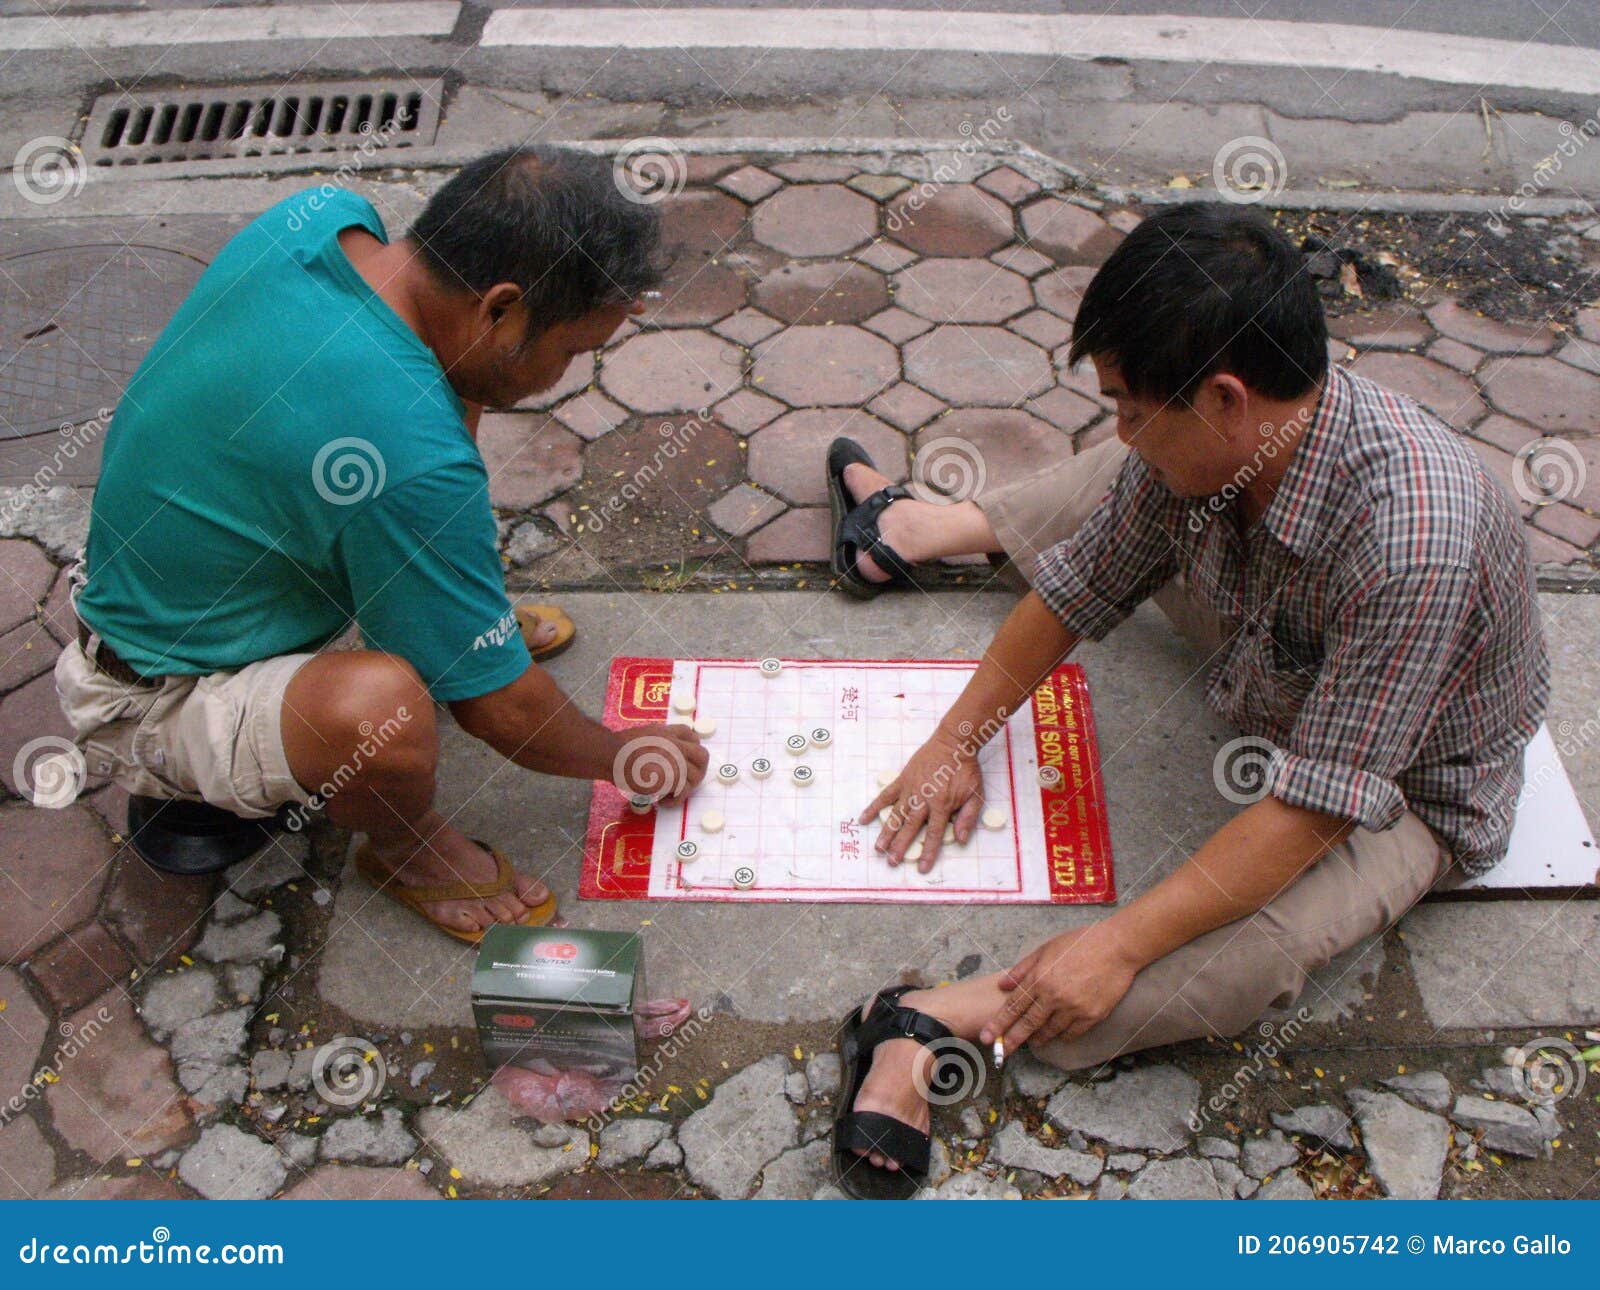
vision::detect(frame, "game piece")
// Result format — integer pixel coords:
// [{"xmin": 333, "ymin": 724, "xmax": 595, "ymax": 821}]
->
[
  {"xmin": 751, "ymin": 757, "xmax": 773, "ymax": 779},
  {"xmin": 675, "ymin": 840, "xmax": 699, "ymax": 861},
  {"xmin": 672, "ymin": 694, "xmax": 696, "ymax": 715},
  {"xmin": 784, "ymin": 733, "xmax": 808, "ymax": 755},
  {"xmin": 905, "ymin": 840, "xmax": 923, "ymax": 862},
  {"xmin": 627, "ymin": 793, "xmax": 653, "ymax": 814},
  {"xmin": 876, "ymin": 769, "xmax": 897, "ymax": 789},
  {"xmin": 1038, "ymin": 765, "xmax": 1063, "ymax": 789},
  {"xmin": 791, "ymin": 764, "xmax": 815, "ymax": 786},
  {"xmin": 981, "ymin": 806, "xmax": 1008, "ymax": 831},
  {"xmin": 700, "ymin": 810, "xmax": 725, "ymax": 834},
  {"xmin": 717, "ymin": 763, "xmax": 740, "ymax": 784},
  {"xmin": 732, "ymin": 866, "xmax": 756, "ymax": 889},
  {"xmin": 992, "ymin": 1038, "xmax": 1006, "ymax": 1068},
  {"xmin": 759, "ymin": 657, "xmax": 782, "ymax": 678},
  {"xmin": 810, "ymin": 727, "xmax": 832, "ymax": 748},
  {"xmin": 943, "ymin": 823, "xmax": 956, "ymax": 843},
  {"xmin": 694, "ymin": 716, "xmax": 717, "ymax": 737}
]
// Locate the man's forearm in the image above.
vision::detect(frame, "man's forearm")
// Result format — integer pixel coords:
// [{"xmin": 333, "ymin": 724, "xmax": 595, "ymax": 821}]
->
[
  {"xmin": 450, "ymin": 666, "xmax": 623, "ymax": 780},
  {"xmin": 935, "ymin": 590, "xmax": 1079, "ymax": 752},
  {"xmin": 1103, "ymin": 796, "xmax": 1354, "ymax": 969}
]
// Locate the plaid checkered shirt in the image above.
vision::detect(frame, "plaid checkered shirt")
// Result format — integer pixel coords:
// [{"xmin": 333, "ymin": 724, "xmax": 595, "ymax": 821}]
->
[{"xmin": 1034, "ymin": 364, "xmax": 1550, "ymax": 876}]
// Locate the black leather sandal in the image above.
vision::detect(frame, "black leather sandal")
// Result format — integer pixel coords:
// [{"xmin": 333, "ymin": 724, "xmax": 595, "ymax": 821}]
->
[
  {"xmin": 832, "ymin": 985, "xmax": 957, "ymax": 1199},
  {"xmin": 827, "ymin": 438, "xmax": 920, "ymax": 599}
]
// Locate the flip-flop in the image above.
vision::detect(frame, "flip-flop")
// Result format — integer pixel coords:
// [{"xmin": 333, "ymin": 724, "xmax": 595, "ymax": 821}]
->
[
  {"xmin": 353, "ymin": 839, "xmax": 558, "ymax": 945},
  {"xmin": 826, "ymin": 438, "xmax": 921, "ymax": 600},
  {"xmin": 832, "ymin": 985, "xmax": 953, "ymax": 1199},
  {"xmin": 516, "ymin": 604, "xmax": 577, "ymax": 662}
]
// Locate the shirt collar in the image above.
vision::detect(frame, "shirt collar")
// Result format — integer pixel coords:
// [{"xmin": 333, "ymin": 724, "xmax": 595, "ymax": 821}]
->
[{"xmin": 1257, "ymin": 365, "xmax": 1353, "ymax": 558}]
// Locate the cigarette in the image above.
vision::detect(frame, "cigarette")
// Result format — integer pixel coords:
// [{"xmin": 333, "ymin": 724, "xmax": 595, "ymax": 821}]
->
[{"xmin": 992, "ymin": 1038, "xmax": 1006, "ymax": 1068}]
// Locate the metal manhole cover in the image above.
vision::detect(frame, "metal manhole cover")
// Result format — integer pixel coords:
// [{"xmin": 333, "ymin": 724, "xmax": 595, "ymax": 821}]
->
[{"xmin": 0, "ymin": 243, "xmax": 206, "ymax": 439}]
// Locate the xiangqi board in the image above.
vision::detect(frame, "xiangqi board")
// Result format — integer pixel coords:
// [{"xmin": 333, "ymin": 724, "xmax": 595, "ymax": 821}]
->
[{"xmin": 580, "ymin": 657, "xmax": 1115, "ymax": 904}]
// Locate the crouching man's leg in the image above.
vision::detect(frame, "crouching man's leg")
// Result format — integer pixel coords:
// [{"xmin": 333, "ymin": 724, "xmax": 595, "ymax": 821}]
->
[{"xmin": 281, "ymin": 650, "xmax": 552, "ymax": 937}]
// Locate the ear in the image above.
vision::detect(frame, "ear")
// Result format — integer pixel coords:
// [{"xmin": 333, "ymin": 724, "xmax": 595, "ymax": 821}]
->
[
  {"xmin": 1202, "ymin": 373, "xmax": 1252, "ymax": 435},
  {"xmin": 479, "ymin": 282, "xmax": 524, "ymax": 333}
]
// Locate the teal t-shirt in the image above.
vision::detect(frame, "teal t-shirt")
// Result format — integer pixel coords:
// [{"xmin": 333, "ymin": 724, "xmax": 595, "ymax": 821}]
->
[{"xmin": 77, "ymin": 187, "xmax": 531, "ymax": 701}]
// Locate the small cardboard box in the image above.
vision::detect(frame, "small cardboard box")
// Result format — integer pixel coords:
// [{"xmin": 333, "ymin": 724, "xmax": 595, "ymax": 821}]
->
[{"xmin": 471, "ymin": 926, "xmax": 644, "ymax": 1079}]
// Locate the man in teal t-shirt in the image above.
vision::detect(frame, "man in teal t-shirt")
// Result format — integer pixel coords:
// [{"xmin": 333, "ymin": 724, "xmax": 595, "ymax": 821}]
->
[{"xmin": 59, "ymin": 147, "xmax": 708, "ymax": 940}]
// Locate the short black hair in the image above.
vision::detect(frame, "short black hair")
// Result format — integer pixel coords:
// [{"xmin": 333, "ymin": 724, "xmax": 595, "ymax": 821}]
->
[
  {"xmin": 1068, "ymin": 202, "xmax": 1327, "ymax": 403},
  {"xmin": 409, "ymin": 146, "xmax": 662, "ymax": 337}
]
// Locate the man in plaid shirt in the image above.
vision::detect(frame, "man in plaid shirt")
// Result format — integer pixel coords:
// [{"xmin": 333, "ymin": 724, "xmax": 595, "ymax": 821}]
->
[{"xmin": 829, "ymin": 202, "xmax": 1549, "ymax": 1184}]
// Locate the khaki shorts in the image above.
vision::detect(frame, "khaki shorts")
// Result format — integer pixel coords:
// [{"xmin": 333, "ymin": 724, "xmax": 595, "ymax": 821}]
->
[{"xmin": 55, "ymin": 636, "xmax": 315, "ymax": 819}]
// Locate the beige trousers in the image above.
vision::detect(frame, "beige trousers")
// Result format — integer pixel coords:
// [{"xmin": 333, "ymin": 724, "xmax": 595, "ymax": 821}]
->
[{"xmin": 973, "ymin": 438, "xmax": 1453, "ymax": 1071}]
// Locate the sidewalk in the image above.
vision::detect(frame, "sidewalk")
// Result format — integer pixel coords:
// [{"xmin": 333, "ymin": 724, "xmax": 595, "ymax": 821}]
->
[{"xmin": 0, "ymin": 150, "xmax": 1596, "ymax": 1202}]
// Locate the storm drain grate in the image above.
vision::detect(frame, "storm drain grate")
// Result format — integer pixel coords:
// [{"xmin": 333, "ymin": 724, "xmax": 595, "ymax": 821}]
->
[{"xmin": 81, "ymin": 79, "xmax": 444, "ymax": 165}]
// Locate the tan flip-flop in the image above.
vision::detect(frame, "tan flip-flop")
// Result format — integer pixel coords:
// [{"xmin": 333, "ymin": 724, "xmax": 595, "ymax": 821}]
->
[
  {"xmin": 516, "ymin": 604, "xmax": 577, "ymax": 662},
  {"xmin": 353, "ymin": 839, "xmax": 558, "ymax": 945}
]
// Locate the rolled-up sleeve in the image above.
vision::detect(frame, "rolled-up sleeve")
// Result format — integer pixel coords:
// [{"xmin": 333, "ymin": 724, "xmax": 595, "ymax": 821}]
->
[
  {"xmin": 1032, "ymin": 452, "xmax": 1185, "ymax": 640},
  {"xmin": 1269, "ymin": 562, "xmax": 1479, "ymax": 830}
]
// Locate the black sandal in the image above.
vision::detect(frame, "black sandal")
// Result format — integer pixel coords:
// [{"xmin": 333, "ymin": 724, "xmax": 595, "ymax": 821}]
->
[
  {"xmin": 832, "ymin": 985, "xmax": 958, "ymax": 1199},
  {"xmin": 827, "ymin": 438, "xmax": 920, "ymax": 599}
]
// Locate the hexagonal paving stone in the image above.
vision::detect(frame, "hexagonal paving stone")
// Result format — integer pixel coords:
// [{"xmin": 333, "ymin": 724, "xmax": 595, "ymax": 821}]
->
[
  {"xmin": 1328, "ymin": 307, "xmax": 1433, "ymax": 351},
  {"xmin": 0, "ymin": 1117, "xmax": 53, "ymax": 1199},
  {"xmin": 752, "ymin": 185, "xmax": 878, "ymax": 258},
  {"xmin": 976, "ymin": 166, "xmax": 1041, "ymax": 204},
  {"xmin": 101, "ymin": 847, "xmax": 213, "ymax": 967},
  {"xmin": 772, "ymin": 159, "xmax": 857, "ymax": 182},
  {"xmin": 514, "ymin": 351, "xmax": 593, "ymax": 411},
  {"xmin": 753, "ymin": 261, "xmax": 889, "ymax": 324},
  {"xmin": 0, "ymin": 617, "xmax": 58, "ymax": 695},
  {"xmin": 0, "ymin": 968, "xmax": 49, "ymax": 1108},
  {"xmin": 687, "ymin": 156, "xmax": 743, "ymax": 183},
  {"xmin": 713, "ymin": 308, "xmax": 783, "ymax": 347},
  {"xmin": 1531, "ymin": 502, "xmax": 1600, "ymax": 551},
  {"xmin": 849, "ymin": 173, "xmax": 911, "ymax": 201},
  {"xmin": 853, "ymin": 239, "xmax": 918, "ymax": 273},
  {"xmin": 713, "ymin": 387, "xmax": 786, "ymax": 433},
  {"xmin": 892, "ymin": 258, "xmax": 1032, "ymax": 323},
  {"xmin": 46, "ymin": 993, "xmax": 191, "ymax": 1164},
  {"xmin": 478, "ymin": 415, "xmax": 585, "ymax": 509},
  {"xmin": 1480, "ymin": 355, "xmax": 1600, "ymax": 434},
  {"xmin": 749, "ymin": 410, "xmax": 907, "ymax": 506},
  {"xmin": 1350, "ymin": 352, "xmax": 1485, "ymax": 426},
  {"xmin": 1034, "ymin": 266, "xmax": 1098, "ymax": 323},
  {"xmin": 869, "ymin": 382, "xmax": 947, "ymax": 432},
  {"xmin": 0, "ymin": 802, "xmax": 112, "ymax": 960},
  {"xmin": 905, "ymin": 326, "xmax": 1053, "ymax": 406},
  {"xmin": 659, "ymin": 190, "xmax": 747, "ymax": 255},
  {"xmin": 1426, "ymin": 300, "xmax": 1557, "ymax": 354},
  {"xmin": 1028, "ymin": 386, "xmax": 1103, "ymax": 434},
  {"xmin": 717, "ymin": 165, "xmax": 784, "ymax": 203},
  {"xmin": 1020, "ymin": 198, "xmax": 1123, "ymax": 264},
  {"xmin": 916, "ymin": 410, "xmax": 1072, "ymax": 496},
  {"xmin": 1427, "ymin": 337, "xmax": 1483, "ymax": 373},
  {"xmin": 886, "ymin": 185, "xmax": 1014, "ymax": 257},
  {"xmin": 29, "ymin": 922, "xmax": 132, "ymax": 1013},
  {"xmin": 0, "ymin": 540, "xmax": 56, "ymax": 637},
  {"xmin": 862, "ymin": 308, "xmax": 932, "ymax": 345},
  {"xmin": 1010, "ymin": 308, "xmax": 1071, "ymax": 351},
  {"xmin": 0, "ymin": 669, "xmax": 74, "ymax": 801},
  {"xmin": 601, "ymin": 331, "xmax": 744, "ymax": 413},
  {"xmin": 751, "ymin": 326, "xmax": 899, "ymax": 407},
  {"xmin": 991, "ymin": 244, "xmax": 1056, "ymax": 278},
  {"xmin": 552, "ymin": 389, "xmax": 629, "ymax": 442},
  {"xmin": 644, "ymin": 259, "xmax": 748, "ymax": 327},
  {"xmin": 746, "ymin": 508, "xmax": 832, "ymax": 563},
  {"xmin": 707, "ymin": 484, "xmax": 786, "ymax": 537}
]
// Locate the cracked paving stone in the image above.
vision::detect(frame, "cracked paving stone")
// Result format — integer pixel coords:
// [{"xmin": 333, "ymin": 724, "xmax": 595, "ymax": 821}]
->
[
  {"xmin": 1377, "ymin": 1070, "xmax": 1451, "ymax": 1112},
  {"xmin": 1348, "ymin": 1089, "xmax": 1450, "ymax": 1198},
  {"xmin": 1045, "ymin": 1065, "xmax": 1198, "ymax": 1154},
  {"xmin": 1006, "ymin": 1050, "xmax": 1070, "ymax": 1100},
  {"xmin": 180, "ymin": 1124, "xmax": 288, "ymax": 1200},
  {"xmin": 1197, "ymin": 1136, "xmax": 1239, "ymax": 1160},
  {"xmin": 1241, "ymin": 1130, "xmax": 1300, "ymax": 1179},
  {"xmin": 1127, "ymin": 1157, "xmax": 1228, "ymax": 1199},
  {"xmin": 1450, "ymin": 1095, "xmax": 1549, "ymax": 1158},
  {"xmin": 417, "ymin": 1087, "xmax": 589, "ymax": 1189},
  {"xmin": 1271, "ymin": 1104, "xmax": 1355, "ymax": 1151},
  {"xmin": 805, "ymin": 1053, "xmax": 841, "ymax": 1100},
  {"xmin": 678, "ymin": 1054, "xmax": 798, "ymax": 1199},
  {"xmin": 989, "ymin": 1121, "xmax": 1103, "ymax": 1185},
  {"xmin": 195, "ymin": 910, "xmax": 283, "ymax": 964},
  {"xmin": 753, "ymin": 1137, "xmax": 831, "ymax": 1199},
  {"xmin": 1254, "ymin": 1172, "xmax": 1314, "ymax": 1200},
  {"xmin": 0, "ymin": 485, "xmax": 91, "ymax": 561},
  {"xmin": 224, "ymin": 837, "xmax": 306, "ymax": 898},
  {"xmin": 139, "ymin": 967, "xmax": 220, "ymax": 1040},
  {"xmin": 321, "ymin": 1107, "xmax": 418, "ymax": 1165},
  {"xmin": 644, "ymin": 1137, "xmax": 683, "ymax": 1170},
  {"xmin": 597, "ymin": 1118, "xmax": 671, "ymax": 1169}
]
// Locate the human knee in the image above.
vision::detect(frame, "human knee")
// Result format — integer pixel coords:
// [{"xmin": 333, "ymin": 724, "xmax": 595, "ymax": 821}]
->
[{"xmin": 323, "ymin": 653, "xmax": 437, "ymax": 779}]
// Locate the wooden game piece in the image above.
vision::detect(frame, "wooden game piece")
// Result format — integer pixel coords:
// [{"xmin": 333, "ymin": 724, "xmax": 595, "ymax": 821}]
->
[
  {"xmin": 717, "ymin": 763, "xmax": 740, "ymax": 784},
  {"xmin": 693, "ymin": 716, "xmax": 717, "ymax": 737},
  {"xmin": 700, "ymin": 809, "xmax": 725, "ymax": 834},
  {"xmin": 1038, "ymin": 765, "xmax": 1063, "ymax": 788},
  {"xmin": 627, "ymin": 794, "xmax": 653, "ymax": 815},
  {"xmin": 810, "ymin": 727, "xmax": 831, "ymax": 748},
  {"xmin": 784, "ymin": 733, "xmax": 808, "ymax": 755},
  {"xmin": 759, "ymin": 657, "xmax": 782, "ymax": 678},
  {"xmin": 905, "ymin": 840, "xmax": 924, "ymax": 862},
  {"xmin": 750, "ymin": 757, "xmax": 773, "ymax": 779},
  {"xmin": 981, "ymin": 805, "xmax": 1008, "ymax": 831},
  {"xmin": 672, "ymin": 694, "xmax": 696, "ymax": 715},
  {"xmin": 791, "ymin": 764, "xmax": 814, "ymax": 786},
  {"xmin": 732, "ymin": 865, "xmax": 756, "ymax": 889},
  {"xmin": 675, "ymin": 840, "xmax": 699, "ymax": 861}
]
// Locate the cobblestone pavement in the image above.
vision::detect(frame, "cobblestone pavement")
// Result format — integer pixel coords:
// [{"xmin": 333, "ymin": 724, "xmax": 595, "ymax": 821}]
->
[{"xmin": 0, "ymin": 152, "xmax": 1597, "ymax": 1201}]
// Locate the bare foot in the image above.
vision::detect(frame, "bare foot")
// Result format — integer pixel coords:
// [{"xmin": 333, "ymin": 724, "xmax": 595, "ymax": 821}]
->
[
  {"xmin": 363, "ymin": 826, "xmax": 552, "ymax": 937},
  {"xmin": 525, "ymin": 618, "xmax": 558, "ymax": 649}
]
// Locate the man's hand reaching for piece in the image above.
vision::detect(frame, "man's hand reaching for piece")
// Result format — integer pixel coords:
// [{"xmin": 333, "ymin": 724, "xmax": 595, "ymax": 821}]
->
[{"xmin": 860, "ymin": 731, "xmax": 984, "ymax": 871}]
